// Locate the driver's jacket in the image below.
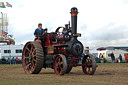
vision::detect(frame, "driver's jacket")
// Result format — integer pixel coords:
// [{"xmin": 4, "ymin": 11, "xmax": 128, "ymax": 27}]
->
[{"xmin": 34, "ymin": 28, "xmax": 44, "ymax": 37}]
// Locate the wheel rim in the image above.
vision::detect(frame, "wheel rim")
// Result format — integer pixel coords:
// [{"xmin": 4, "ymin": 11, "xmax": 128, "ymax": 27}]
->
[
  {"xmin": 54, "ymin": 54, "xmax": 67, "ymax": 75},
  {"xmin": 22, "ymin": 42, "xmax": 37, "ymax": 73},
  {"xmin": 82, "ymin": 55, "xmax": 93, "ymax": 75},
  {"xmin": 22, "ymin": 41, "xmax": 44, "ymax": 74}
]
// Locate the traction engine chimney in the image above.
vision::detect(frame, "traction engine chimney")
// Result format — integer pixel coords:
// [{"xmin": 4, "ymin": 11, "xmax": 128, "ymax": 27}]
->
[{"xmin": 70, "ymin": 7, "xmax": 78, "ymax": 37}]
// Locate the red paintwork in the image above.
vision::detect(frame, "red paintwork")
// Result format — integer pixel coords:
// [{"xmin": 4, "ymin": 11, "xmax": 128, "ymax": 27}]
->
[
  {"xmin": 34, "ymin": 32, "xmax": 85, "ymax": 67},
  {"xmin": 97, "ymin": 47, "xmax": 106, "ymax": 50},
  {"xmin": 54, "ymin": 55, "xmax": 64, "ymax": 75},
  {"xmin": 61, "ymin": 47, "xmax": 67, "ymax": 56},
  {"xmin": 59, "ymin": 34, "xmax": 64, "ymax": 41},
  {"xmin": 34, "ymin": 38, "xmax": 42, "ymax": 44},
  {"xmin": 70, "ymin": 56, "xmax": 80, "ymax": 67},
  {"xmin": 45, "ymin": 34, "xmax": 51, "ymax": 47}
]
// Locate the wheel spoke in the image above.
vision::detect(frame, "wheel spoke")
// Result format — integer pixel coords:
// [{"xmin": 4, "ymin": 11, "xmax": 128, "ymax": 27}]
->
[
  {"xmin": 33, "ymin": 49, "xmax": 36, "ymax": 53},
  {"xmin": 56, "ymin": 66, "xmax": 61, "ymax": 73},
  {"xmin": 32, "ymin": 49, "xmax": 36, "ymax": 56},
  {"xmin": 23, "ymin": 55, "xmax": 29, "ymax": 60},
  {"xmin": 25, "ymin": 57, "xmax": 29, "ymax": 59},
  {"xmin": 31, "ymin": 44, "xmax": 34, "ymax": 52},
  {"xmin": 33, "ymin": 54, "xmax": 36, "ymax": 58},
  {"xmin": 58, "ymin": 57, "xmax": 61, "ymax": 63},
  {"xmin": 59, "ymin": 61, "xmax": 63, "ymax": 65},
  {"xmin": 56, "ymin": 66, "xmax": 59, "ymax": 69},
  {"xmin": 87, "ymin": 62, "xmax": 92, "ymax": 66},
  {"xmin": 33, "ymin": 58, "xmax": 36, "ymax": 62},
  {"xmin": 60, "ymin": 67, "xmax": 63, "ymax": 72},
  {"xmin": 88, "ymin": 67, "xmax": 91, "ymax": 73},
  {"xmin": 55, "ymin": 61, "xmax": 58, "ymax": 66},
  {"xmin": 26, "ymin": 48, "xmax": 31, "ymax": 54},
  {"xmin": 31, "ymin": 61, "xmax": 35, "ymax": 68},
  {"xmin": 26, "ymin": 63, "xmax": 31, "ymax": 69}
]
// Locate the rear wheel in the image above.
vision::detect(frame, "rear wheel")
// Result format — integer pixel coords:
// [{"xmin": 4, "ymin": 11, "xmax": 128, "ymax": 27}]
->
[
  {"xmin": 54, "ymin": 54, "xmax": 67, "ymax": 75},
  {"xmin": 22, "ymin": 41, "xmax": 44, "ymax": 74},
  {"xmin": 82, "ymin": 54, "xmax": 96, "ymax": 75}
]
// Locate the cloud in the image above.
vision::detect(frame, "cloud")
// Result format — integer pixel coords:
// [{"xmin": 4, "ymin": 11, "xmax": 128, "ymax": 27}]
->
[
  {"xmin": 86, "ymin": 24, "xmax": 128, "ymax": 41},
  {"xmin": 1, "ymin": 0, "xmax": 128, "ymax": 49},
  {"xmin": 80, "ymin": 23, "xmax": 128, "ymax": 49}
]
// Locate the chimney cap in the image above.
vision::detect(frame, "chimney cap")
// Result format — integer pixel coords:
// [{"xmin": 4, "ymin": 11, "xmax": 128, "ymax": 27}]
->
[{"xmin": 71, "ymin": 7, "xmax": 78, "ymax": 12}]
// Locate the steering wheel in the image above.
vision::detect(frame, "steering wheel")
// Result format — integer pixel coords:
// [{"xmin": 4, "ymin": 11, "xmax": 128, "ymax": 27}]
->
[{"xmin": 55, "ymin": 27, "xmax": 65, "ymax": 33}]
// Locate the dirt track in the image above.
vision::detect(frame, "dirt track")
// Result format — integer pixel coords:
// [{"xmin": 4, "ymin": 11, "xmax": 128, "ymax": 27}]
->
[{"xmin": 0, "ymin": 63, "xmax": 128, "ymax": 85}]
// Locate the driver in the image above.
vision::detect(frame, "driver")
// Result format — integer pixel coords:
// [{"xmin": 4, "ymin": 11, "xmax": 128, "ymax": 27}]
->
[{"xmin": 34, "ymin": 23, "xmax": 44, "ymax": 38}]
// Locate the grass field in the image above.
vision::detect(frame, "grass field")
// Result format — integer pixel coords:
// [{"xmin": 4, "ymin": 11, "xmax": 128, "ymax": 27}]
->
[{"xmin": 0, "ymin": 63, "xmax": 128, "ymax": 85}]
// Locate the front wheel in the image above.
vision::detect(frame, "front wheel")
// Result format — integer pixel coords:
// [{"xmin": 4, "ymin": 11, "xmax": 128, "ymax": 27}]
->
[
  {"xmin": 82, "ymin": 54, "xmax": 96, "ymax": 75},
  {"xmin": 54, "ymin": 54, "xmax": 67, "ymax": 75}
]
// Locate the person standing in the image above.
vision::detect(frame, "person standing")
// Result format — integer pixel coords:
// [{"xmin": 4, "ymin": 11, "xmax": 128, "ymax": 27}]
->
[
  {"xmin": 11, "ymin": 57, "xmax": 16, "ymax": 64},
  {"xmin": 7, "ymin": 57, "xmax": 11, "ymax": 64},
  {"xmin": 102, "ymin": 53, "xmax": 106, "ymax": 63},
  {"xmin": 118, "ymin": 54, "xmax": 122, "ymax": 63},
  {"xmin": 44, "ymin": 28, "xmax": 47, "ymax": 33},
  {"xmin": 11, "ymin": 57, "xmax": 14, "ymax": 64},
  {"xmin": 1, "ymin": 57, "xmax": 6, "ymax": 64},
  {"xmin": 99, "ymin": 53, "xmax": 102, "ymax": 63},
  {"xmin": 111, "ymin": 52, "xmax": 115, "ymax": 63}
]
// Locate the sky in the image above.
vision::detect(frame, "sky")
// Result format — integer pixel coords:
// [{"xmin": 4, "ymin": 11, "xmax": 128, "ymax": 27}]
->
[{"xmin": 1, "ymin": 0, "xmax": 128, "ymax": 49}]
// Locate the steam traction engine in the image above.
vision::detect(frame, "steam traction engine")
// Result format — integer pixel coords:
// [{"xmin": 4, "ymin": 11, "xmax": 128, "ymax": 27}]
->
[{"xmin": 22, "ymin": 7, "xmax": 96, "ymax": 75}]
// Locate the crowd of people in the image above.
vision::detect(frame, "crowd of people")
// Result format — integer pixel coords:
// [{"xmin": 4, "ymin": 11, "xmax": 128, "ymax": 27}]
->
[
  {"xmin": 0, "ymin": 57, "xmax": 21, "ymax": 64},
  {"xmin": 99, "ymin": 53, "xmax": 106, "ymax": 63},
  {"xmin": 98, "ymin": 52, "xmax": 123, "ymax": 63}
]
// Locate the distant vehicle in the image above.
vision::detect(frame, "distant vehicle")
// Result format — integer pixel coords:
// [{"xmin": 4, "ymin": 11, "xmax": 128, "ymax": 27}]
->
[
  {"xmin": 0, "ymin": 45, "xmax": 24, "ymax": 60},
  {"xmin": 97, "ymin": 50, "xmax": 128, "ymax": 63}
]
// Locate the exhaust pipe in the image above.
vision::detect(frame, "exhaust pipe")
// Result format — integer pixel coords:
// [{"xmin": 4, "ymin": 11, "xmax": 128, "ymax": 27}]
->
[{"xmin": 70, "ymin": 7, "xmax": 81, "ymax": 38}]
